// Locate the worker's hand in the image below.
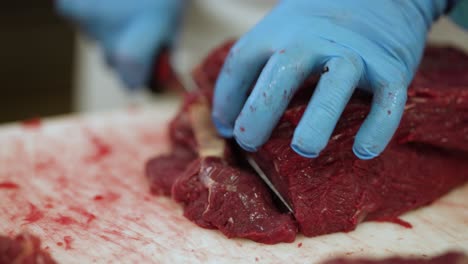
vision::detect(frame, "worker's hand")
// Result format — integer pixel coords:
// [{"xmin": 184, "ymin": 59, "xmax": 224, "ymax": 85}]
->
[
  {"xmin": 212, "ymin": 0, "xmax": 448, "ymax": 159},
  {"xmin": 56, "ymin": 0, "xmax": 184, "ymax": 89}
]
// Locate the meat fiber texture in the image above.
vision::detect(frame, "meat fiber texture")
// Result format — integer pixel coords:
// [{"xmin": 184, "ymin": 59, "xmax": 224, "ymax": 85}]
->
[{"xmin": 145, "ymin": 40, "xmax": 468, "ymax": 244}]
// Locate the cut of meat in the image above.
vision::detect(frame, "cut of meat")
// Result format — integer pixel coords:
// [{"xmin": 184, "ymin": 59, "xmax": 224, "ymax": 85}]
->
[
  {"xmin": 0, "ymin": 233, "xmax": 57, "ymax": 264},
  {"xmin": 252, "ymin": 91, "xmax": 468, "ymax": 236},
  {"xmin": 146, "ymin": 148, "xmax": 197, "ymax": 196},
  {"xmin": 145, "ymin": 41, "xmax": 468, "ymax": 244},
  {"xmin": 146, "ymin": 93, "xmax": 203, "ymax": 195},
  {"xmin": 246, "ymin": 47, "xmax": 468, "ymax": 236},
  {"xmin": 321, "ymin": 252, "xmax": 468, "ymax": 264},
  {"xmin": 146, "ymin": 97, "xmax": 297, "ymax": 244},
  {"xmin": 172, "ymin": 157, "xmax": 297, "ymax": 244}
]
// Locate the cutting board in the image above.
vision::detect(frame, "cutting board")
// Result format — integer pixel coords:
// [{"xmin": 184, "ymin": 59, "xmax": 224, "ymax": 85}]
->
[{"xmin": 1, "ymin": 99, "xmax": 467, "ymax": 264}]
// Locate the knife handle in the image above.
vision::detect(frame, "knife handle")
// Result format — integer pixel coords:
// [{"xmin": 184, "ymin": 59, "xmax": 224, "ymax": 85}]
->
[{"xmin": 147, "ymin": 48, "xmax": 184, "ymax": 94}]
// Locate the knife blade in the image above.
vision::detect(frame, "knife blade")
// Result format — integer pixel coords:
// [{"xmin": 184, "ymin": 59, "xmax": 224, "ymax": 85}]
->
[{"xmin": 246, "ymin": 155, "xmax": 294, "ymax": 213}]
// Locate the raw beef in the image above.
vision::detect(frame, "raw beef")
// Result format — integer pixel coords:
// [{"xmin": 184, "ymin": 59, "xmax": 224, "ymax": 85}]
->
[
  {"xmin": 146, "ymin": 95, "xmax": 297, "ymax": 244},
  {"xmin": 172, "ymin": 157, "xmax": 297, "ymax": 243},
  {"xmin": 146, "ymin": 41, "xmax": 468, "ymax": 243},
  {"xmin": 0, "ymin": 233, "xmax": 57, "ymax": 264},
  {"xmin": 251, "ymin": 87, "xmax": 468, "ymax": 236},
  {"xmin": 321, "ymin": 252, "xmax": 468, "ymax": 264}
]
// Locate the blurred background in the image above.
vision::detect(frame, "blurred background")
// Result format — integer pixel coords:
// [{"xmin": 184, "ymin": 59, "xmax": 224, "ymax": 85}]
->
[
  {"xmin": 0, "ymin": 1, "xmax": 467, "ymax": 124},
  {"xmin": 0, "ymin": 1, "xmax": 74, "ymax": 123}
]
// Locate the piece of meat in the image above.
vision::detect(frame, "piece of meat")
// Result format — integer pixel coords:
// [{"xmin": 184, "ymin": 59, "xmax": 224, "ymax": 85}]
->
[
  {"xmin": 321, "ymin": 252, "xmax": 468, "ymax": 264},
  {"xmin": 146, "ymin": 94, "xmax": 297, "ymax": 244},
  {"xmin": 172, "ymin": 157, "xmax": 297, "ymax": 244},
  {"xmin": 191, "ymin": 40, "xmax": 236, "ymax": 103},
  {"xmin": 146, "ymin": 92, "xmax": 202, "ymax": 195},
  {"xmin": 412, "ymin": 47, "xmax": 468, "ymax": 88},
  {"xmin": 252, "ymin": 89, "xmax": 468, "ymax": 236},
  {"xmin": 145, "ymin": 41, "xmax": 468, "ymax": 243},
  {"xmin": 190, "ymin": 41, "xmax": 468, "ymax": 236},
  {"xmin": 0, "ymin": 233, "xmax": 57, "ymax": 264},
  {"xmin": 146, "ymin": 148, "xmax": 197, "ymax": 196}
]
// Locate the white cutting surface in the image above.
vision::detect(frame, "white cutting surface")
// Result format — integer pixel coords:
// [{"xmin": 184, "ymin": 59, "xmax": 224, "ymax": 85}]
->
[{"xmin": 0, "ymin": 99, "xmax": 467, "ymax": 264}]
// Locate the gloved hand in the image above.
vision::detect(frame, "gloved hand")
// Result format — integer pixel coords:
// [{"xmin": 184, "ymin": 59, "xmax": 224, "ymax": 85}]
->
[
  {"xmin": 212, "ymin": 0, "xmax": 449, "ymax": 160},
  {"xmin": 56, "ymin": 0, "xmax": 184, "ymax": 89}
]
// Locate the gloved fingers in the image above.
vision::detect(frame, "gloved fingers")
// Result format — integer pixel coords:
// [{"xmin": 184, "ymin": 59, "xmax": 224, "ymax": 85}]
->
[
  {"xmin": 292, "ymin": 55, "xmax": 363, "ymax": 158},
  {"xmin": 353, "ymin": 85, "xmax": 407, "ymax": 159},
  {"xmin": 233, "ymin": 49, "xmax": 322, "ymax": 152},
  {"xmin": 212, "ymin": 37, "xmax": 273, "ymax": 138},
  {"xmin": 110, "ymin": 15, "xmax": 170, "ymax": 89}
]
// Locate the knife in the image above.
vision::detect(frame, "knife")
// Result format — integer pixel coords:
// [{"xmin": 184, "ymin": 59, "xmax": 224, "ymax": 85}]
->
[
  {"xmin": 246, "ymin": 155, "xmax": 294, "ymax": 213},
  {"xmin": 148, "ymin": 48, "xmax": 196, "ymax": 93}
]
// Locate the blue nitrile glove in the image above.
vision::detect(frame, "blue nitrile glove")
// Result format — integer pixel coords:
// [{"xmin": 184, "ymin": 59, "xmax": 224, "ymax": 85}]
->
[
  {"xmin": 212, "ymin": 0, "xmax": 449, "ymax": 160},
  {"xmin": 56, "ymin": 0, "xmax": 184, "ymax": 89}
]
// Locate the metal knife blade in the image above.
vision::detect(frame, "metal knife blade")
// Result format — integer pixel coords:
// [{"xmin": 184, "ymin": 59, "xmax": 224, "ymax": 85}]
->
[
  {"xmin": 246, "ymin": 155, "xmax": 294, "ymax": 213},
  {"xmin": 169, "ymin": 53, "xmax": 197, "ymax": 92}
]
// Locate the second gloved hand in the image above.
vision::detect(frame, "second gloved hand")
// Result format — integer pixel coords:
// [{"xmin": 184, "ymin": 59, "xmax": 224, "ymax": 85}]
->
[
  {"xmin": 56, "ymin": 0, "xmax": 184, "ymax": 89},
  {"xmin": 212, "ymin": 0, "xmax": 448, "ymax": 159}
]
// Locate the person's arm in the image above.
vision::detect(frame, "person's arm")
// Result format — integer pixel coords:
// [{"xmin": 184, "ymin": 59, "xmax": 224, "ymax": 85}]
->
[
  {"xmin": 56, "ymin": 0, "xmax": 185, "ymax": 89},
  {"xmin": 212, "ymin": 0, "xmax": 451, "ymax": 160}
]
